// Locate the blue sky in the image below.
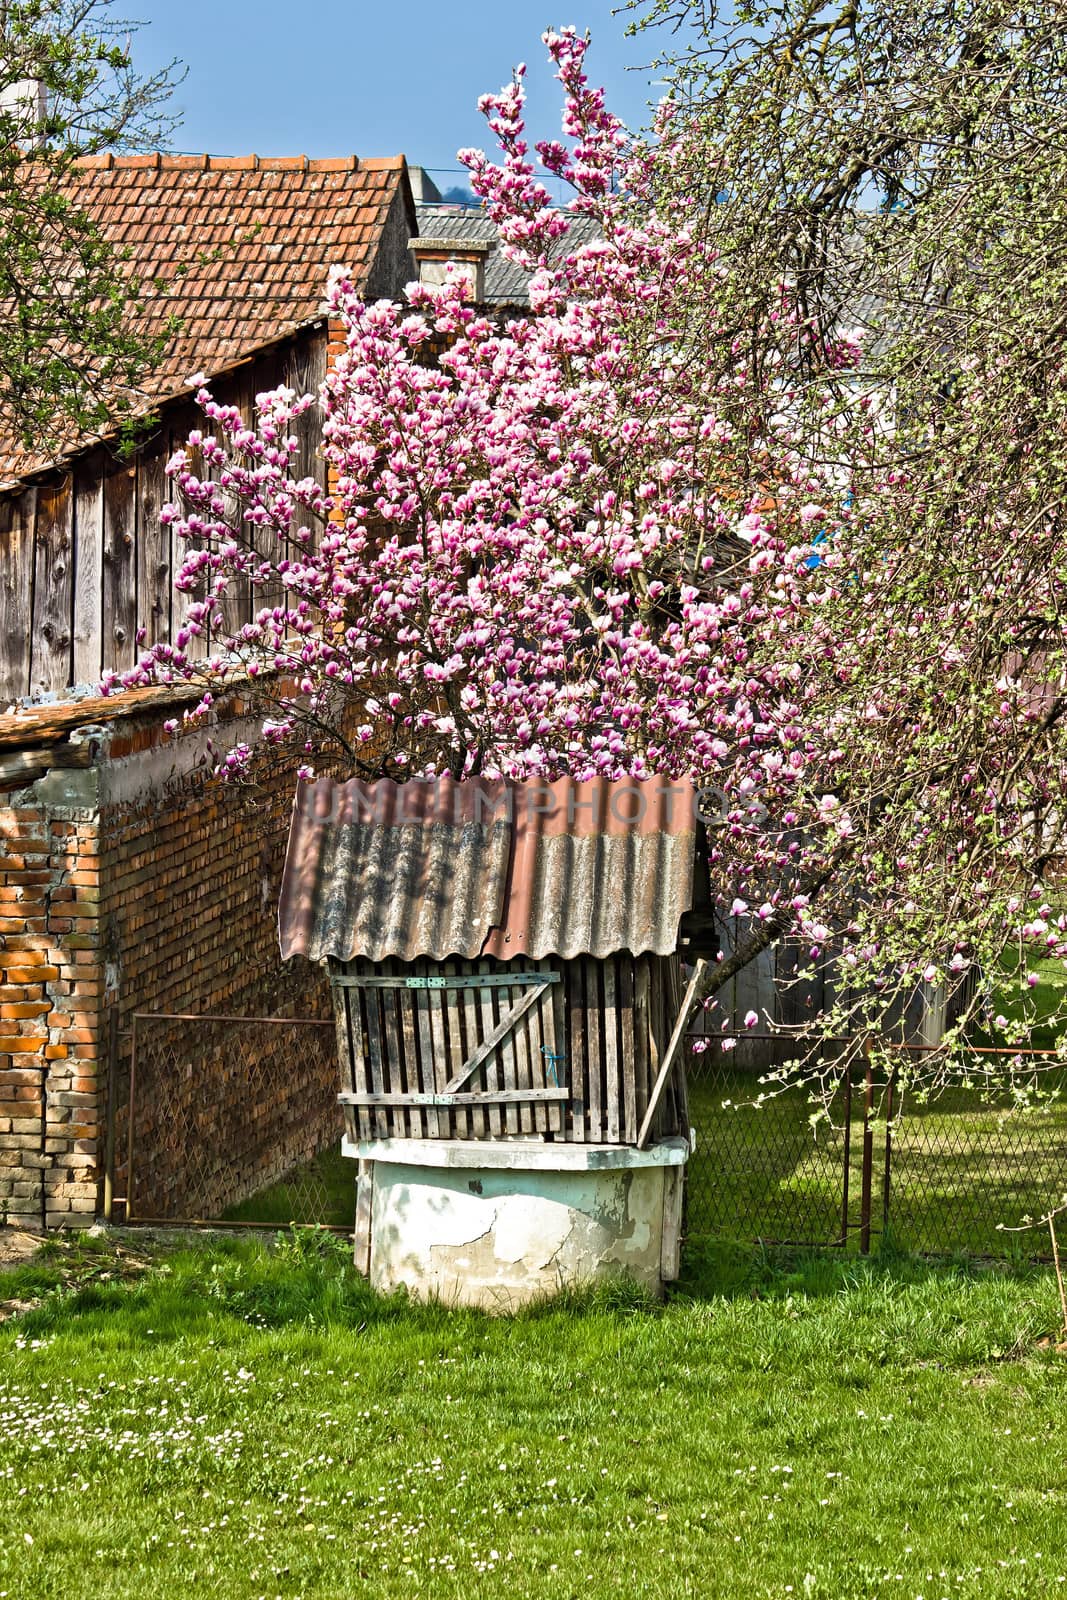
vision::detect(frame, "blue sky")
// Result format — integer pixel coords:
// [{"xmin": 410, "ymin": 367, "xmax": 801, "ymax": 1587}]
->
[{"xmin": 131, "ymin": 2, "xmax": 664, "ymax": 197}]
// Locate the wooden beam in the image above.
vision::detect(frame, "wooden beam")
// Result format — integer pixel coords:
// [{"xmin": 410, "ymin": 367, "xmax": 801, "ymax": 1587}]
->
[
  {"xmin": 31, "ymin": 476, "xmax": 74, "ymax": 694},
  {"xmin": 339, "ymin": 1088, "xmax": 568, "ymax": 1109},
  {"xmin": 0, "ymin": 487, "xmax": 35, "ymax": 704},
  {"xmin": 636, "ymin": 957, "xmax": 708, "ymax": 1149}
]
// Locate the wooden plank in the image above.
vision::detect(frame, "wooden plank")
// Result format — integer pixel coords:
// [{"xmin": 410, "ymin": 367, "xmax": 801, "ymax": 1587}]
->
[
  {"xmin": 649, "ymin": 957, "xmax": 667, "ymax": 1136},
  {"xmin": 101, "ymin": 462, "xmax": 137, "ymax": 677},
  {"xmin": 72, "ymin": 457, "xmax": 103, "ymax": 685},
  {"xmin": 135, "ymin": 445, "xmax": 171, "ymax": 651},
  {"xmin": 340, "ymin": 1089, "xmax": 569, "ymax": 1109},
  {"xmin": 0, "ymin": 487, "xmax": 35, "ymax": 704},
  {"xmin": 288, "ymin": 335, "xmax": 328, "ymax": 551},
  {"xmin": 216, "ymin": 366, "xmax": 254, "ymax": 638},
  {"xmin": 477, "ymin": 960, "xmax": 503, "ymax": 1137},
  {"xmin": 332, "ymin": 972, "xmax": 559, "ymax": 989},
  {"xmin": 529, "ymin": 958, "xmax": 555, "ymax": 1135},
  {"xmin": 547, "ymin": 959, "xmax": 567, "ymax": 1136},
  {"xmin": 441, "ymin": 962, "xmax": 468, "ymax": 1138},
  {"xmin": 669, "ymin": 958, "xmax": 691, "ymax": 1139},
  {"xmin": 584, "ymin": 958, "xmax": 602, "ymax": 1143},
  {"xmin": 428, "ymin": 969, "xmax": 451, "ymax": 1138},
  {"xmin": 353, "ymin": 1159, "xmax": 373, "ymax": 1276},
  {"xmin": 512, "ymin": 962, "xmax": 536, "ymax": 1136},
  {"xmin": 350, "ymin": 976, "xmax": 373, "ymax": 1142},
  {"xmin": 169, "ymin": 405, "xmax": 209, "ymax": 662},
  {"xmin": 30, "ymin": 477, "xmax": 73, "ymax": 694},
  {"xmin": 603, "ymin": 959, "xmax": 620, "ymax": 1144},
  {"xmin": 378, "ymin": 959, "xmax": 407, "ymax": 1139},
  {"xmin": 497, "ymin": 970, "xmax": 520, "ymax": 1138},
  {"xmin": 461, "ymin": 967, "xmax": 486, "ymax": 1137},
  {"xmin": 619, "ymin": 956, "xmax": 637, "ymax": 1146},
  {"xmin": 634, "ymin": 957, "xmax": 652, "ymax": 1132},
  {"xmin": 660, "ymin": 1163, "xmax": 684, "ymax": 1282},
  {"xmin": 567, "ymin": 960, "xmax": 586, "ymax": 1143},
  {"xmin": 363, "ymin": 974, "xmax": 389, "ymax": 1140},
  {"xmin": 413, "ymin": 967, "xmax": 440, "ymax": 1138},
  {"xmin": 398, "ymin": 989, "xmax": 424, "ymax": 1139},
  {"xmin": 336, "ymin": 967, "xmax": 370, "ymax": 1142}
]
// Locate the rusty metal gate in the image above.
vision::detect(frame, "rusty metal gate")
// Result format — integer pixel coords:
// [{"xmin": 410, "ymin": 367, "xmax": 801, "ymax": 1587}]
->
[{"xmin": 108, "ymin": 1011, "xmax": 349, "ymax": 1228}]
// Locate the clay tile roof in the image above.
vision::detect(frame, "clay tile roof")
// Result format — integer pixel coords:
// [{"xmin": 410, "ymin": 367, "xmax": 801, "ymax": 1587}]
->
[
  {"xmin": 278, "ymin": 774, "xmax": 702, "ymax": 964},
  {"xmin": 1, "ymin": 152, "xmax": 408, "ymax": 483}
]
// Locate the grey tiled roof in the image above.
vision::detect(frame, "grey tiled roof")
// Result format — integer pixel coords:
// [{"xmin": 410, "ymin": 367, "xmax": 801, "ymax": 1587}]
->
[{"xmin": 413, "ymin": 204, "xmax": 601, "ymax": 306}]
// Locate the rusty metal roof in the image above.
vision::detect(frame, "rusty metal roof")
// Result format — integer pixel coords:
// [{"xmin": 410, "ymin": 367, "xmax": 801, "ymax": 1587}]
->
[{"xmin": 278, "ymin": 774, "xmax": 699, "ymax": 964}]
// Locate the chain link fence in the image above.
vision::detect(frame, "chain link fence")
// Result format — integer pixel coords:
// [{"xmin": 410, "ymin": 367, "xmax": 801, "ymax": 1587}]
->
[{"xmin": 685, "ymin": 1038, "xmax": 1067, "ymax": 1256}]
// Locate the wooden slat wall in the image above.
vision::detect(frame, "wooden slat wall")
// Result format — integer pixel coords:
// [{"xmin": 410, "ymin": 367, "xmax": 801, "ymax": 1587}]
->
[
  {"xmin": 31, "ymin": 478, "xmax": 73, "ymax": 694},
  {"xmin": 102, "ymin": 462, "xmax": 138, "ymax": 676},
  {"xmin": 332, "ymin": 951, "xmax": 688, "ymax": 1147},
  {"xmin": 0, "ymin": 333, "xmax": 325, "ymax": 701},
  {"xmin": 0, "ymin": 486, "xmax": 36, "ymax": 705}
]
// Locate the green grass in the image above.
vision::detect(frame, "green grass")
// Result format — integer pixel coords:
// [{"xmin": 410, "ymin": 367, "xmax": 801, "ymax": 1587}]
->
[
  {"xmin": 972, "ymin": 948, "xmax": 1067, "ymax": 1053},
  {"xmin": 220, "ymin": 1143, "xmax": 353, "ymax": 1228},
  {"xmin": 3, "ymin": 1229, "xmax": 1067, "ymax": 1597}
]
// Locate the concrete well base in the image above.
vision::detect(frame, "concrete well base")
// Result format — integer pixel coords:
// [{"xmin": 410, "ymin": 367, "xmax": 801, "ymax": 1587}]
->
[{"xmin": 341, "ymin": 1136, "xmax": 690, "ymax": 1312}]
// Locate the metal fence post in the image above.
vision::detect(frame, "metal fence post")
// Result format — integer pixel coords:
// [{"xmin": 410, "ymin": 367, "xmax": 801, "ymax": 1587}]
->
[
  {"xmin": 882, "ymin": 1065, "xmax": 896, "ymax": 1241},
  {"xmin": 859, "ymin": 1041, "xmax": 874, "ymax": 1255},
  {"xmin": 102, "ymin": 1005, "xmax": 119, "ymax": 1223},
  {"xmin": 840, "ymin": 1059, "xmax": 852, "ymax": 1246}
]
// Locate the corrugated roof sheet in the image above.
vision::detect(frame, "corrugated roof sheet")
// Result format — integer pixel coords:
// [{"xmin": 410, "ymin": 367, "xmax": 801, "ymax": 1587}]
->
[
  {"xmin": 413, "ymin": 205, "xmax": 602, "ymax": 306},
  {"xmin": 278, "ymin": 774, "xmax": 699, "ymax": 964}
]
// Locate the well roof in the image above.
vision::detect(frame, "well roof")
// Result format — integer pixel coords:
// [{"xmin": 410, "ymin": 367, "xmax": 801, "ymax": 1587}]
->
[{"xmin": 278, "ymin": 774, "xmax": 701, "ymax": 965}]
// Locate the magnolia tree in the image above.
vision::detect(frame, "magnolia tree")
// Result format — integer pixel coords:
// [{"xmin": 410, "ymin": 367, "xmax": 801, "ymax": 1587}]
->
[{"xmin": 115, "ymin": 30, "xmax": 1067, "ymax": 1120}]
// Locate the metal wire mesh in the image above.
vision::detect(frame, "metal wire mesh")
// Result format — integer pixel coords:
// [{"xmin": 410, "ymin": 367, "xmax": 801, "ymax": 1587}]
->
[
  {"xmin": 120, "ymin": 1014, "xmax": 351, "ymax": 1228},
  {"xmin": 685, "ymin": 1039, "xmax": 1067, "ymax": 1257}
]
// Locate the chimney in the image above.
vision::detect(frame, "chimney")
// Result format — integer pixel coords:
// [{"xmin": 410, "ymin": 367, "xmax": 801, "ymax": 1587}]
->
[
  {"xmin": 0, "ymin": 77, "xmax": 48, "ymax": 141},
  {"xmin": 408, "ymin": 236, "xmax": 492, "ymax": 303}
]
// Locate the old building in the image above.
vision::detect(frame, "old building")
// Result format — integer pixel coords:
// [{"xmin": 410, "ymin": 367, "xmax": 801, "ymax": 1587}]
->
[{"xmin": 0, "ymin": 151, "xmax": 417, "ymax": 1230}]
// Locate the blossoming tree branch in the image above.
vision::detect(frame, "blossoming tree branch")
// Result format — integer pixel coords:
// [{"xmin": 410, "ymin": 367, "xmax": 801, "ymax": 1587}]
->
[{"xmin": 114, "ymin": 27, "xmax": 1067, "ymax": 1107}]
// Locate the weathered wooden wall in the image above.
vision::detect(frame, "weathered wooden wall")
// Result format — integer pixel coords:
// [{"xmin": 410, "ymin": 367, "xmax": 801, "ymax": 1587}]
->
[
  {"xmin": 333, "ymin": 951, "xmax": 688, "ymax": 1149},
  {"xmin": 0, "ymin": 330, "xmax": 328, "ymax": 706}
]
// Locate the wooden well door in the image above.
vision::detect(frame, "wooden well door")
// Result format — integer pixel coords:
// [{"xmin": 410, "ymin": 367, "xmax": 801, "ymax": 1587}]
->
[{"xmin": 333, "ymin": 957, "xmax": 567, "ymax": 1142}]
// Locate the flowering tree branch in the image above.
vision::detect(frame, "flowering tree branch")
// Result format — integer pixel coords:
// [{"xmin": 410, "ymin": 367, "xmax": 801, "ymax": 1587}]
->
[{"xmin": 117, "ymin": 26, "xmax": 1067, "ymax": 1113}]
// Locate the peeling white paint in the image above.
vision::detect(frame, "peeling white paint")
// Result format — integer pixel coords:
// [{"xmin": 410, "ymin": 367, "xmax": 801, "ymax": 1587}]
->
[{"xmin": 362, "ymin": 1142, "xmax": 687, "ymax": 1311}]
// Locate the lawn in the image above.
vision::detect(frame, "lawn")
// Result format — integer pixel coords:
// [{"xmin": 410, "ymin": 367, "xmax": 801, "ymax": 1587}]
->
[{"xmin": 2, "ymin": 1229, "xmax": 1067, "ymax": 1598}]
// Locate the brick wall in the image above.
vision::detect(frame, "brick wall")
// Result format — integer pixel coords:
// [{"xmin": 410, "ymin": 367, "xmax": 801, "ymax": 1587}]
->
[
  {"xmin": 100, "ymin": 713, "xmax": 338, "ymax": 1221},
  {"xmin": 0, "ymin": 701, "xmax": 340, "ymax": 1230},
  {"xmin": 0, "ymin": 807, "xmax": 105, "ymax": 1228}
]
